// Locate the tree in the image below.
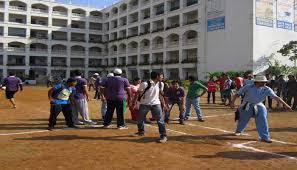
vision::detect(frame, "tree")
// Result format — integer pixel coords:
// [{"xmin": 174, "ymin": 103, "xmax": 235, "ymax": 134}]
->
[{"xmin": 278, "ymin": 41, "xmax": 297, "ymax": 67}]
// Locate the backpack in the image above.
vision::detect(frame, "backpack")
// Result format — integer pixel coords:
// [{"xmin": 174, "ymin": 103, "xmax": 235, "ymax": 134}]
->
[
  {"xmin": 51, "ymin": 84, "xmax": 65, "ymax": 99},
  {"xmin": 230, "ymin": 81, "xmax": 236, "ymax": 90}
]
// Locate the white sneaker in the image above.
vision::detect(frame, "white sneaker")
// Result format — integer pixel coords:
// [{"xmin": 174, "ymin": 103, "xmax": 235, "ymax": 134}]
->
[
  {"xmin": 118, "ymin": 126, "xmax": 128, "ymax": 130},
  {"xmin": 234, "ymin": 132, "xmax": 242, "ymax": 136},
  {"xmin": 76, "ymin": 121, "xmax": 84, "ymax": 125},
  {"xmin": 157, "ymin": 136, "xmax": 167, "ymax": 143},
  {"xmin": 85, "ymin": 121, "xmax": 97, "ymax": 126},
  {"xmin": 102, "ymin": 125, "xmax": 112, "ymax": 129}
]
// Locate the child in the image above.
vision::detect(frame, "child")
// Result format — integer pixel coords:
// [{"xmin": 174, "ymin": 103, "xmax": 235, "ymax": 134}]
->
[
  {"xmin": 48, "ymin": 78, "xmax": 77, "ymax": 130},
  {"xmin": 207, "ymin": 77, "xmax": 216, "ymax": 104}
]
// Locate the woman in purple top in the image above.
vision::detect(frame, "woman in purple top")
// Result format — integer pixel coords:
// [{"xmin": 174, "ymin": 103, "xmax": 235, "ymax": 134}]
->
[{"xmin": 1, "ymin": 72, "xmax": 23, "ymax": 108}]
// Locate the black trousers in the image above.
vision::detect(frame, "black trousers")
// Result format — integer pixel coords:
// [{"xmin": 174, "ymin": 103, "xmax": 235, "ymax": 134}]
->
[
  {"xmin": 207, "ymin": 92, "xmax": 216, "ymax": 104},
  {"xmin": 103, "ymin": 100, "xmax": 125, "ymax": 127},
  {"xmin": 49, "ymin": 104, "xmax": 74, "ymax": 127},
  {"xmin": 263, "ymin": 96, "xmax": 273, "ymax": 109},
  {"xmin": 287, "ymin": 93, "xmax": 297, "ymax": 110}
]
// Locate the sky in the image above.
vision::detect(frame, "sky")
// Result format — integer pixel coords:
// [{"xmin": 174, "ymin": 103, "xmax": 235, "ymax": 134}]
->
[{"xmin": 57, "ymin": 0, "xmax": 120, "ymax": 9}]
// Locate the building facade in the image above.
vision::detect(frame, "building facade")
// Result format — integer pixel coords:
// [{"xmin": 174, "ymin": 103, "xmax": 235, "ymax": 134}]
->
[{"xmin": 0, "ymin": 0, "xmax": 296, "ymax": 82}]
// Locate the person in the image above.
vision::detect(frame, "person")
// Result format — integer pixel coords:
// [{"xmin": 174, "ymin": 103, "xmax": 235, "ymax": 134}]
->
[
  {"xmin": 286, "ymin": 75, "xmax": 297, "ymax": 110},
  {"xmin": 235, "ymin": 73, "xmax": 243, "ymax": 90},
  {"xmin": 133, "ymin": 71, "xmax": 167, "ymax": 143},
  {"xmin": 47, "ymin": 74, "xmax": 53, "ymax": 88},
  {"xmin": 216, "ymin": 73, "xmax": 227, "ymax": 104},
  {"xmin": 276, "ymin": 75, "xmax": 287, "ymax": 108},
  {"xmin": 207, "ymin": 77, "xmax": 216, "ymax": 104},
  {"xmin": 101, "ymin": 68, "xmax": 131, "ymax": 129},
  {"xmin": 99, "ymin": 73, "xmax": 114, "ymax": 120},
  {"xmin": 72, "ymin": 70, "xmax": 96, "ymax": 125},
  {"xmin": 93, "ymin": 73, "xmax": 100, "ymax": 99},
  {"xmin": 184, "ymin": 76, "xmax": 208, "ymax": 122},
  {"xmin": 230, "ymin": 75, "xmax": 292, "ymax": 143},
  {"xmin": 1, "ymin": 72, "xmax": 23, "ymax": 108},
  {"xmin": 48, "ymin": 78, "xmax": 77, "ymax": 130},
  {"xmin": 243, "ymin": 74, "xmax": 254, "ymax": 86},
  {"xmin": 222, "ymin": 75, "xmax": 233, "ymax": 106},
  {"xmin": 264, "ymin": 74, "xmax": 275, "ymax": 109},
  {"xmin": 88, "ymin": 74, "xmax": 97, "ymax": 91},
  {"xmin": 164, "ymin": 80, "xmax": 186, "ymax": 125},
  {"xmin": 128, "ymin": 77, "xmax": 141, "ymax": 121}
]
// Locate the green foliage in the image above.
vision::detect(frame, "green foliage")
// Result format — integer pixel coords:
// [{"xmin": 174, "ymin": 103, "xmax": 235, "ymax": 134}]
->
[
  {"xmin": 278, "ymin": 41, "xmax": 297, "ymax": 66},
  {"xmin": 207, "ymin": 70, "xmax": 252, "ymax": 79}
]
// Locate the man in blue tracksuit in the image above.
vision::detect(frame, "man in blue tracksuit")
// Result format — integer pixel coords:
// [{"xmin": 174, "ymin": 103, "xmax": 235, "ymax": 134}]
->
[{"xmin": 230, "ymin": 75, "xmax": 291, "ymax": 143}]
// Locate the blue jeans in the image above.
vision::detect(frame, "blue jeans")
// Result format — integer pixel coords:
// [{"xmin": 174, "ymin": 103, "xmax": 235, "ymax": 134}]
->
[
  {"xmin": 101, "ymin": 101, "xmax": 107, "ymax": 119},
  {"xmin": 137, "ymin": 104, "xmax": 166, "ymax": 137},
  {"xmin": 236, "ymin": 104, "xmax": 270, "ymax": 140},
  {"xmin": 184, "ymin": 97, "xmax": 204, "ymax": 119},
  {"xmin": 165, "ymin": 100, "xmax": 185, "ymax": 120}
]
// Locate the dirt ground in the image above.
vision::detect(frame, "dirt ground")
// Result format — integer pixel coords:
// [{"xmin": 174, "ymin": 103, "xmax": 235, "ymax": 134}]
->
[{"xmin": 0, "ymin": 86, "xmax": 297, "ymax": 170}]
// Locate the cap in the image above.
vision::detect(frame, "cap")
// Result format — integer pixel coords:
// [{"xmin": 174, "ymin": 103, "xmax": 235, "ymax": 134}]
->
[
  {"xmin": 93, "ymin": 73, "xmax": 99, "ymax": 76},
  {"xmin": 113, "ymin": 68, "xmax": 122, "ymax": 75},
  {"xmin": 107, "ymin": 73, "xmax": 114, "ymax": 77},
  {"xmin": 254, "ymin": 75, "xmax": 268, "ymax": 82}
]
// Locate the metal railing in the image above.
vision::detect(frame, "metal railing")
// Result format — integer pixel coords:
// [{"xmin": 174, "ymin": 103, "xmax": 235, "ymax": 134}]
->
[
  {"xmin": 9, "ymin": 6, "xmax": 26, "ymax": 11},
  {"xmin": 6, "ymin": 47, "xmax": 26, "ymax": 52},
  {"xmin": 71, "ymin": 51, "xmax": 85, "ymax": 55},
  {"xmin": 52, "ymin": 11, "xmax": 68, "ymax": 16},
  {"xmin": 51, "ymin": 50, "xmax": 67, "ymax": 55},
  {"xmin": 30, "ymin": 48, "xmax": 48, "ymax": 53},
  {"xmin": 183, "ymin": 38, "xmax": 198, "ymax": 46},
  {"xmin": 167, "ymin": 41, "xmax": 179, "ymax": 48},
  {"xmin": 31, "ymin": 8, "xmax": 48, "ymax": 13},
  {"xmin": 72, "ymin": 13, "xmax": 86, "ymax": 18}
]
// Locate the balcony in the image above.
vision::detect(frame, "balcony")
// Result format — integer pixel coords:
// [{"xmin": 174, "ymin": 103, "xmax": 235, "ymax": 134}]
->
[
  {"xmin": 156, "ymin": 10, "xmax": 164, "ymax": 16},
  {"xmin": 184, "ymin": 19, "xmax": 199, "ymax": 26},
  {"xmin": 152, "ymin": 44, "xmax": 163, "ymax": 50},
  {"xmin": 128, "ymin": 47, "xmax": 138, "ymax": 54},
  {"xmin": 183, "ymin": 38, "xmax": 198, "ymax": 46},
  {"xmin": 151, "ymin": 27, "xmax": 164, "ymax": 33},
  {"xmin": 70, "ymin": 59, "xmax": 85, "ymax": 67},
  {"xmin": 30, "ymin": 57, "xmax": 48, "ymax": 66},
  {"xmin": 166, "ymin": 24, "xmax": 180, "ymax": 30},
  {"xmin": 72, "ymin": 13, "xmax": 86, "ymax": 18},
  {"xmin": 181, "ymin": 57, "xmax": 197, "ymax": 63},
  {"xmin": 186, "ymin": 0, "xmax": 198, "ymax": 7},
  {"xmin": 165, "ymin": 59, "xmax": 179, "ymax": 64},
  {"xmin": 151, "ymin": 60, "xmax": 163, "ymax": 65},
  {"xmin": 51, "ymin": 58, "xmax": 67, "ymax": 67},
  {"xmin": 9, "ymin": 6, "xmax": 26, "ymax": 11},
  {"xmin": 31, "ymin": 8, "xmax": 48, "ymax": 14},
  {"xmin": 52, "ymin": 11, "xmax": 68, "ymax": 17},
  {"xmin": 52, "ymin": 50, "xmax": 67, "ymax": 55},
  {"xmin": 71, "ymin": 50, "xmax": 85, "ymax": 55},
  {"xmin": 6, "ymin": 47, "xmax": 26, "ymax": 53},
  {"xmin": 30, "ymin": 48, "xmax": 48, "ymax": 54}
]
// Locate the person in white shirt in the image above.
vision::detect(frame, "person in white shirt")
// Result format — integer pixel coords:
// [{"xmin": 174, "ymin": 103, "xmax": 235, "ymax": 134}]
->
[{"xmin": 132, "ymin": 72, "xmax": 168, "ymax": 143}]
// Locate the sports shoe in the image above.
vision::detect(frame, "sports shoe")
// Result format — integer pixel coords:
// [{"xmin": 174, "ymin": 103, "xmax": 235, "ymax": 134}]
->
[
  {"xmin": 179, "ymin": 120, "xmax": 185, "ymax": 125},
  {"xmin": 184, "ymin": 117, "xmax": 189, "ymax": 121},
  {"xmin": 157, "ymin": 136, "xmax": 167, "ymax": 143},
  {"xmin": 76, "ymin": 121, "xmax": 84, "ymax": 125},
  {"xmin": 48, "ymin": 126, "xmax": 54, "ymax": 131},
  {"xmin": 102, "ymin": 125, "xmax": 111, "ymax": 129},
  {"xmin": 68, "ymin": 125, "xmax": 78, "ymax": 129},
  {"xmin": 118, "ymin": 126, "xmax": 128, "ymax": 130},
  {"xmin": 85, "ymin": 121, "xmax": 97, "ymax": 125},
  {"xmin": 260, "ymin": 138, "xmax": 272, "ymax": 143},
  {"xmin": 198, "ymin": 119, "xmax": 205, "ymax": 122},
  {"xmin": 13, "ymin": 105, "xmax": 17, "ymax": 109},
  {"xmin": 165, "ymin": 119, "xmax": 169, "ymax": 124},
  {"xmin": 234, "ymin": 132, "xmax": 242, "ymax": 136},
  {"xmin": 134, "ymin": 132, "xmax": 145, "ymax": 136}
]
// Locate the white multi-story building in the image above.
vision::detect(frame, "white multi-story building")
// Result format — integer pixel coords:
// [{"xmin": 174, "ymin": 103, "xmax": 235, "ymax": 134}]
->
[{"xmin": 0, "ymin": 0, "xmax": 296, "ymax": 82}]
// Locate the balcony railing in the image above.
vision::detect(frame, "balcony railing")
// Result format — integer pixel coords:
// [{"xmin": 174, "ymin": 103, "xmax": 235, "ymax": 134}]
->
[
  {"xmin": 30, "ymin": 48, "xmax": 48, "ymax": 53},
  {"xmin": 52, "ymin": 11, "xmax": 68, "ymax": 16},
  {"xmin": 139, "ymin": 61, "xmax": 150, "ymax": 65},
  {"xmin": 72, "ymin": 13, "xmax": 86, "ymax": 18},
  {"xmin": 128, "ymin": 48, "xmax": 138, "ymax": 53},
  {"xmin": 9, "ymin": 6, "xmax": 26, "ymax": 11},
  {"xmin": 90, "ymin": 16, "xmax": 102, "ymax": 20},
  {"xmin": 52, "ymin": 37, "xmax": 67, "ymax": 41},
  {"xmin": 181, "ymin": 57, "xmax": 197, "ymax": 63},
  {"xmin": 155, "ymin": 10, "xmax": 164, "ymax": 16},
  {"xmin": 30, "ymin": 63, "xmax": 48, "ymax": 66},
  {"xmin": 89, "ymin": 52, "xmax": 102, "ymax": 56},
  {"xmin": 183, "ymin": 38, "xmax": 198, "ymax": 46},
  {"xmin": 31, "ymin": 8, "xmax": 48, "ymax": 13},
  {"xmin": 170, "ymin": 6, "xmax": 180, "ymax": 11},
  {"xmin": 152, "ymin": 44, "xmax": 163, "ymax": 50},
  {"xmin": 52, "ymin": 50, "xmax": 67, "ymax": 55},
  {"xmin": 71, "ymin": 38, "xmax": 86, "ymax": 42},
  {"xmin": 166, "ymin": 24, "xmax": 180, "ymax": 30},
  {"xmin": 129, "ymin": 5, "xmax": 138, "ymax": 12},
  {"xmin": 184, "ymin": 19, "xmax": 199, "ymax": 25},
  {"xmin": 165, "ymin": 59, "xmax": 179, "ymax": 64},
  {"xmin": 71, "ymin": 51, "xmax": 85, "ymax": 55},
  {"xmin": 167, "ymin": 41, "xmax": 179, "ymax": 48},
  {"xmin": 7, "ymin": 63, "xmax": 26, "ymax": 66},
  {"xmin": 52, "ymin": 63, "xmax": 67, "ymax": 67},
  {"xmin": 151, "ymin": 60, "xmax": 163, "ymax": 65},
  {"xmin": 127, "ymin": 62, "xmax": 138, "ymax": 66},
  {"xmin": 151, "ymin": 27, "xmax": 164, "ymax": 33},
  {"xmin": 119, "ymin": 51, "xmax": 126, "ymax": 55},
  {"xmin": 141, "ymin": 46, "xmax": 150, "ymax": 52},
  {"xmin": 6, "ymin": 47, "xmax": 26, "ymax": 53}
]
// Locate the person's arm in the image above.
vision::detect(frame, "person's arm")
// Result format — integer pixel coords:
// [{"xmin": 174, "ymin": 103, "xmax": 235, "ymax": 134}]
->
[
  {"xmin": 230, "ymin": 94, "xmax": 240, "ymax": 108},
  {"xmin": 83, "ymin": 85, "xmax": 89, "ymax": 101},
  {"xmin": 48, "ymin": 88, "xmax": 55, "ymax": 102},
  {"xmin": 198, "ymin": 83, "xmax": 208, "ymax": 97},
  {"xmin": 274, "ymin": 96, "xmax": 292, "ymax": 110}
]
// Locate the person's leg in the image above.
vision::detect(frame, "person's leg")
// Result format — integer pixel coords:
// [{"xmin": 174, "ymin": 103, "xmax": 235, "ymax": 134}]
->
[
  {"xmin": 235, "ymin": 107, "xmax": 252, "ymax": 133},
  {"xmin": 207, "ymin": 92, "xmax": 211, "ymax": 104},
  {"xmin": 115, "ymin": 100, "xmax": 125, "ymax": 127},
  {"xmin": 293, "ymin": 94, "xmax": 297, "ymax": 110},
  {"xmin": 71, "ymin": 100, "xmax": 79, "ymax": 124},
  {"xmin": 177, "ymin": 100, "xmax": 185, "ymax": 122},
  {"xmin": 48, "ymin": 104, "xmax": 62, "ymax": 128},
  {"xmin": 103, "ymin": 100, "xmax": 116, "ymax": 126},
  {"xmin": 101, "ymin": 101, "xmax": 107, "ymax": 119},
  {"xmin": 6, "ymin": 91, "xmax": 16, "ymax": 108},
  {"xmin": 255, "ymin": 105, "xmax": 270, "ymax": 140},
  {"xmin": 184, "ymin": 98, "xmax": 192, "ymax": 119},
  {"xmin": 287, "ymin": 94, "xmax": 293, "ymax": 107},
  {"xmin": 131, "ymin": 108, "xmax": 138, "ymax": 121},
  {"xmin": 268, "ymin": 96, "xmax": 273, "ymax": 109},
  {"xmin": 77, "ymin": 99, "xmax": 92, "ymax": 123},
  {"xmin": 212, "ymin": 92, "xmax": 216, "ymax": 104},
  {"xmin": 62, "ymin": 104, "xmax": 75, "ymax": 127},
  {"xmin": 165, "ymin": 101, "xmax": 174, "ymax": 122},
  {"xmin": 192, "ymin": 97, "xmax": 204, "ymax": 120},
  {"xmin": 151, "ymin": 104, "xmax": 167, "ymax": 138},
  {"xmin": 137, "ymin": 105, "xmax": 150, "ymax": 134}
]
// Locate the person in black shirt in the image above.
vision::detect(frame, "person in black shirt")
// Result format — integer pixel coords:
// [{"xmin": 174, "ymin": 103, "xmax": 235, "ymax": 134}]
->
[{"xmin": 286, "ymin": 75, "xmax": 297, "ymax": 110}]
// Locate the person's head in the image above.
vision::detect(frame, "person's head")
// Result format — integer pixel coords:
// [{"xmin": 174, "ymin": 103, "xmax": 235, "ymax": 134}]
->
[
  {"xmin": 73, "ymin": 70, "xmax": 82, "ymax": 77},
  {"xmin": 66, "ymin": 78, "xmax": 77, "ymax": 87},
  {"xmin": 188, "ymin": 76, "xmax": 195, "ymax": 83},
  {"xmin": 221, "ymin": 73, "xmax": 226, "ymax": 78},
  {"xmin": 9, "ymin": 72, "xmax": 15, "ymax": 76},
  {"xmin": 133, "ymin": 77, "xmax": 141, "ymax": 85},
  {"xmin": 113, "ymin": 68, "xmax": 122, "ymax": 76},
  {"xmin": 150, "ymin": 71, "xmax": 158, "ymax": 80},
  {"xmin": 107, "ymin": 73, "xmax": 114, "ymax": 78},
  {"xmin": 279, "ymin": 75, "xmax": 285, "ymax": 79},
  {"xmin": 93, "ymin": 73, "xmax": 99, "ymax": 78},
  {"xmin": 288, "ymin": 75, "xmax": 295, "ymax": 80},
  {"xmin": 254, "ymin": 75, "xmax": 267, "ymax": 87},
  {"xmin": 158, "ymin": 72, "xmax": 165, "ymax": 82},
  {"xmin": 209, "ymin": 77, "xmax": 214, "ymax": 81},
  {"xmin": 171, "ymin": 80, "xmax": 179, "ymax": 89},
  {"xmin": 247, "ymin": 74, "xmax": 253, "ymax": 80},
  {"xmin": 236, "ymin": 73, "xmax": 241, "ymax": 77},
  {"xmin": 265, "ymin": 73, "xmax": 271, "ymax": 80}
]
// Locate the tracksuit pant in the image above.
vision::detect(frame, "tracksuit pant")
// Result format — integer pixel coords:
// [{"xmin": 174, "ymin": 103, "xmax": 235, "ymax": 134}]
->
[{"xmin": 49, "ymin": 104, "xmax": 74, "ymax": 127}]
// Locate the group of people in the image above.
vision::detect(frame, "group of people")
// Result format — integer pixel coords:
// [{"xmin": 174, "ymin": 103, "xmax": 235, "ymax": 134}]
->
[{"xmin": 1, "ymin": 69, "xmax": 295, "ymax": 144}]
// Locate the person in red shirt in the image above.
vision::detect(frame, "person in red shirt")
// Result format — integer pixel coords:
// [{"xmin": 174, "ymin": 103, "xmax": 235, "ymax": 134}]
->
[
  {"xmin": 235, "ymin": 73, "xmax": 243, "ymax": 90},
  {"xmin": 207, "ymin": 77, "xmax": 217, "ymax": 104},
  {"xmin": 216, "ymin": 73, "xmax": 227, "ymax": 103}
]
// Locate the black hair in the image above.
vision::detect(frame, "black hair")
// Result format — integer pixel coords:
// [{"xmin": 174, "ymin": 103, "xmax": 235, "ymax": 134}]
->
[
  {"xmin": 133, "ymin": 77, "xmax": 141, "ymax": 82},
  {"xmin": 188, "ymin": 76, "xmax": 195, "ymax": 81},
  {"xmin": 151, "ymin": 71, "xmax": 158, "ymax": 79},
  {"xmin": 171, "ymin": 80, "xmax": 179, "ymax": 84},
  {"xmin": 66, "ymin": 78, "xmax": 77, "ymax": 84},
  {"xmin": 73, "ymin": 70, "xmax": 82, "ymax": 76},
  {"xmin": 9, "ymin": 72, "xmax": 15, "ymax": 76}
]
